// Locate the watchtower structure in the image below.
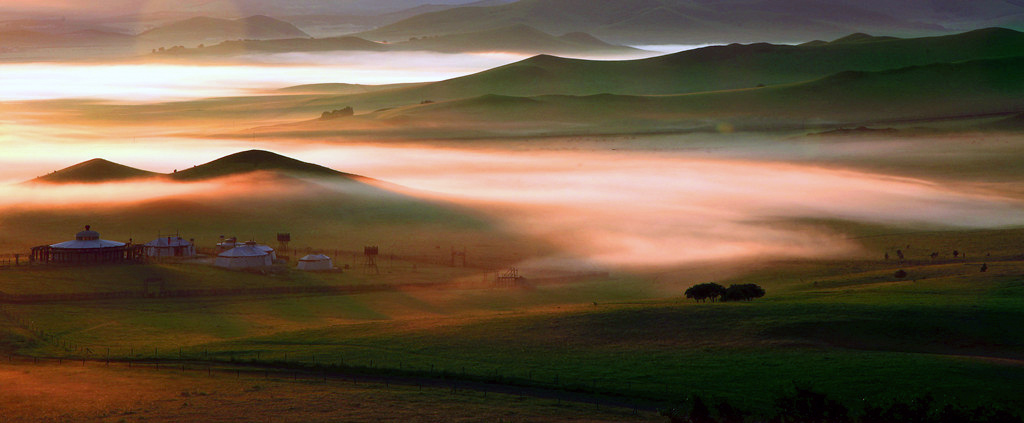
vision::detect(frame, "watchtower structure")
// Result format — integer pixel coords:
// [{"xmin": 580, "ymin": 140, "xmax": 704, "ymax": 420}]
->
[
  {"xmin": 277, "ymin": 233, "xmax": 290, "ymax": 255},
  {"xmin": 496, "ymin": 267, "xmax": 524, "ymax": 286},
  {"xmin": 364, "ymin": 246, "xmax": 380, "ymax": 274}
]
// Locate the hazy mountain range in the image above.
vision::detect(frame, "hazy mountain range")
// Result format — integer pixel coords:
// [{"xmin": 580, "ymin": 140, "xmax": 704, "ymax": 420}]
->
[
  {"xmin": 359, "ymin": 0, "xmax": 1024, "ymax": 43},
  {"xmin": 3, "ymin": 0, "xmax": 1023, "ymax": 47},
  {"xmin": 153, "ymin": 24, "xmax": 638, "ymax": 57}
]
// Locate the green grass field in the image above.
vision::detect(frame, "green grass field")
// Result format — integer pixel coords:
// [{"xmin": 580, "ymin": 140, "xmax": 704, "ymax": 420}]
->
[{"xmin": 3, "ymin": 224, "xmax": 1023, "ymax": 416}]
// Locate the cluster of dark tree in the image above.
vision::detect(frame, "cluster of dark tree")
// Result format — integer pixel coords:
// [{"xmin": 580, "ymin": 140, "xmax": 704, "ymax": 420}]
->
[
  {"xmin": 319, "ymin": 106, "xmax": 354, "ymax": 120},
  {"xmin": 661, "ymin": 387, "xmax": 1023, "ymax": 423},
  {"xmin": 684, "ymin": 283, "xmax": 765, "ymax": 302}
]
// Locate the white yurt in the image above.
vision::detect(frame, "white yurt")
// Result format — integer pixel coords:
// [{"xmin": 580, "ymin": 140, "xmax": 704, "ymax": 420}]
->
[
  {"xmin": 33, "ymin": 225, "xmax": 127, "ymax": 264},
  {"xmin": 297, "ymin": 254, "xmax": 332, "ymax": 271},
  {"xmin": 144, "ymin": 236, "xmax": 196, "ymax": 258},
  {"xmin": 214, "ymin": 241, "xmax": 272, "ymax": 269}
]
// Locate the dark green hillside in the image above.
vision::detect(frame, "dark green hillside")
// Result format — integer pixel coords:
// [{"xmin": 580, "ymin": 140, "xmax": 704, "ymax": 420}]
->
[
  {"xmin": 169, "ymin": 150, "xmax": 356, "ymax": 181},
  {"xmin": 32, "ymin": 159, "xmax": 157, "ymax": 184},
  {"xmin": 287, "ymin": 27, "xmax": 1024, "ymax": 113},
  {"xmin": 429, "ymin": 27, "xmax": 1024, "ymax": 97},
  {"xmin": 275, "ymin": 55, "xmax": 1024, "ymax": 137}
]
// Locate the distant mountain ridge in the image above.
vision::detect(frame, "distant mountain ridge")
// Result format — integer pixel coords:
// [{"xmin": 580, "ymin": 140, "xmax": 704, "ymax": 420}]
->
[
  {"xmin": 152, "ymin": 24, "xmax": 637, "ymax": 56},
  {"xmin": 358, "ymin": 0, "xmax": 1024, "ymax": 44}
]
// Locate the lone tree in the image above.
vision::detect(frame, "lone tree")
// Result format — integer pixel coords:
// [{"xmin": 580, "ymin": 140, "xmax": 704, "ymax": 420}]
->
[
  {"xmin": 722, "ymin": 283, "xmax": 766, "ymax": 302},
  {"xmin": 684, "ymin": 283, "xmax": 726, "ymax": 302}
]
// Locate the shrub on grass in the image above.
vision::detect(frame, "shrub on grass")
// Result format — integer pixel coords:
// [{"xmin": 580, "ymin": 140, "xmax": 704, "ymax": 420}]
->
[
  {"xmin": 722, "ymin": 284, "xmax": 766, "ymax": 302},
  {"xmin": 684, "ymin": 283, "xmax": 726, "ymax": 302}
]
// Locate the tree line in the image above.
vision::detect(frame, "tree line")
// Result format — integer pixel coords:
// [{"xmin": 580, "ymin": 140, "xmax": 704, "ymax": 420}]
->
[{"xmin": 684, "ymin": 283, "xmax": 765, "ymax": 302}]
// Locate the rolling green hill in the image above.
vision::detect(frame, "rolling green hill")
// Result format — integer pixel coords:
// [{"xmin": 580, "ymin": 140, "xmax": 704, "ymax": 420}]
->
[{"xmin": 257, "ymin": 55, "xmax": 1024, "ymax": 138}]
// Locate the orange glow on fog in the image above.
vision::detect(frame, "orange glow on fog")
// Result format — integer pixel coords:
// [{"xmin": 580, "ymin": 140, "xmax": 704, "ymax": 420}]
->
[
  {"xmin": 4, "ymin": 136, "xmax": 1023, "ymax": 268},
  {"xmin": 312, "ymin": 145, "xmax": 1024, "ymax": 267}
]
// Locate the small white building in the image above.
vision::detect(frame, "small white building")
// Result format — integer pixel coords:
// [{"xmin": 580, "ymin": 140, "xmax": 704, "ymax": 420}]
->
[
  {"xmin": 297, "ymin": 254, "xmax": 332, "ymax": 271},
  {"xmin": 214, "ymin": 241, "xmax": 272, "ymax": 269},
  {"xmin": 144, "ymin": 236, "xmax": 195, "ymax": 258}
]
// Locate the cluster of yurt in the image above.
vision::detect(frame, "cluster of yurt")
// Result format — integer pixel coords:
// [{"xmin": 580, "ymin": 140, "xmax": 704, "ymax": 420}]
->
[{"xmin": 32, "ymin": 226, "xmax": 335, "ymax": 272}]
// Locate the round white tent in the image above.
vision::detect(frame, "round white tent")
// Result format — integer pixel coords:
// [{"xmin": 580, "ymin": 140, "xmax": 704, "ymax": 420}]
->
[
  {"xmin": 297, "ymin": 254, "xmax": 332, "ymax": 271},
  {"xmin": 34, "ymin": 225, "xmax": 127, "ymax": 264},
  {"xmin": 214, "ymin": 242, "xmax": 272, "ymax": 269},
  {"xmin": 144, "ymin": 236, "xmax": 195, "ymax": 258}
]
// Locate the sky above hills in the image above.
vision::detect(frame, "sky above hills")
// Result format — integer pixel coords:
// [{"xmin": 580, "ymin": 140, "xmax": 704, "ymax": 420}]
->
[
  {"xmin": 3, "ymin": 0, "xmax": 1020, "ymax": 46},
  {"xmin": 0, "ymin": 0, "xmax": 489, "ymax": 17}
]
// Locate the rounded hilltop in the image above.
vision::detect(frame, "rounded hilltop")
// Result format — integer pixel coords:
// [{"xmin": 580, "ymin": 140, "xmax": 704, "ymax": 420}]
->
[
  {"xmin": 32, "ymin": 158, "xmax": 156, "ymax": 184},
  {"xmin": 168, "ymin": 149, "xmax": 356, "ymax": 181}
]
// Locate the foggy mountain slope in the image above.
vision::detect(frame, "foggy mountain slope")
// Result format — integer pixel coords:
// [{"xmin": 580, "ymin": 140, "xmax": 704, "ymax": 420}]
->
[
  {"xmin": 151, "ymin": 24, "xmax": 636, "ymax": 57},
  {"xmin": 155, "ymin": 36, "xmax": 389, "ymax": 56},
  {"xmin": 138, "ymin": 15, "xmax": 310, "ymax": 46},
  {"xmin": 33, "ymin": 28, "xmax": 1023, "ymax": 135},
  {"xmin": 355, "ymin": 0, "xmax": 1024, "ymax": 44},
  {"xmin": 259, "ymin": 55, "xmax": 1024, "ymax": 137},
  {"xmin": 389, "ymin": 24, "xmax": 640, "ymax": 55}
]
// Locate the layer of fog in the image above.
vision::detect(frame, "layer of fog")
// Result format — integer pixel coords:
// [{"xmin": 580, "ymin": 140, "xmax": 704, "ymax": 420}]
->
[
  {"xmin": 7, "ymin": 140, "xmax": 1021, "ymax": 268},
  {"xmin": 315, "ymin": 146, "xmax": 1024, "ymax": 266},
  {"xmin": 0, "ymin": 51, "xmax": 530, "ymax": 102}
]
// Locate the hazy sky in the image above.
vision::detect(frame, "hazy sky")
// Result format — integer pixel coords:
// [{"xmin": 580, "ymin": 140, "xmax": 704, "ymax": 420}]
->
[{"xmin": 0, "ymin": 0, "xmax": 483, "ymax": 17}]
